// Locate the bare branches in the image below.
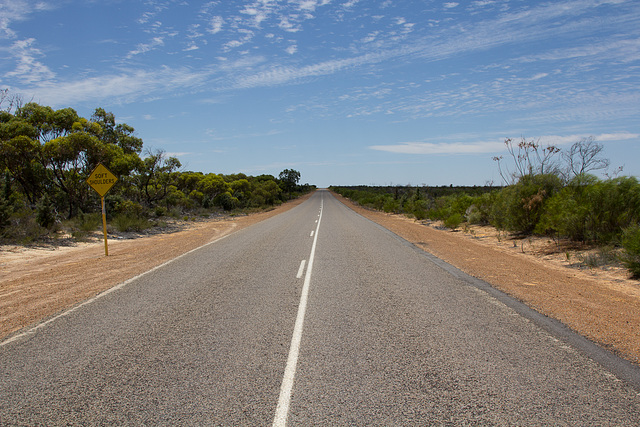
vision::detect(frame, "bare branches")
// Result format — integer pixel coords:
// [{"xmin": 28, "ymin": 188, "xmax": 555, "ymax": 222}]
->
[
  {"xmin": 562, "ymin": 136, "xmax": 610, "ymax": 180},
  {"xmin": 0, "ymin": 89, "xmax": 24, "ymax": 113},
  {"xmin": 493, "ymin": 137, "xmax": 560, "ymax": 185},
  {"xmin": 494, "ymin": 136, "xmax": 621, "ymax": 185}
]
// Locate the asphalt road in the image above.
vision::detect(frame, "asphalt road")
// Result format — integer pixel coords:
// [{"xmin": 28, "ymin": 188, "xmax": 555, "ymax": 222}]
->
[{"xmin": 2, "ymin": 189, "xmax": 639, "ymax": 425}]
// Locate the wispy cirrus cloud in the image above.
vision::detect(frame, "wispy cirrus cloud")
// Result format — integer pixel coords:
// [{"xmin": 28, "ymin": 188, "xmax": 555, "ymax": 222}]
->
[
  {"xmin": 225, "ymin": 0, "xmax": 638, "ymax": 93},
  {"xmin": 24, "ymin": 66, "xmax": 213, "ymax": 106},
  {"xmin": 208, "ymin": 16, "xmax": 224, "ymax": 34},
  {"xmin": 370, "ymin": 140, "xmax": 505, "ymax": 155},
  {"xmin": 536, "ymin": 132, "xmax": 639, "ymax": 146},
  {"xmin": 369, "ymin": 132, "xmax": 639, "ymax": 155},
  {"xmin": 127, "ymin": 37, "xmax": 165, "ymax": 58},
  {"xmin": 5, "ymin": 0, "xmax": 638, "ymax": 127},
  {"xmin": 518, "ymin": 38, "xmax": 640, "ymax": 64},
  {"xmin": 223, "ymin": 28, "xmax": 255, "ymax": 51},
  {"xmin": 4, "ymin": 38, "xmax": 55, "ymax": 84},
  {"xmin": 0, "ymin": 0, "xmax": 55, "ymax": 38},
  {"xmin": 342, "ymin": 0, "xmax": 360, "ymax": 9},
  {"xmin": 285, "ymin": 44, "xmax": 297, "ymax": 55},
  {"xmin": 0, "ymin": 0, "xmax": 27, "ymax": 38},
  {"xmin": 205, "ymin": 128, "xmax": 283, "ymax": 141},
  {"xmin": 0, "ymin": 1, "xmax": 57, "ymax": 85},
  {"xmin": 413, "ymin": 0, "xmax": 639, "ymax": 63},
  {"xmin": 232, "ymin": 51, "xmax": 390, "ymax": 88},
  {"xmin": 135, "ymin": 0, "xmax": 177, "ymax": 25},
  {"xmin": 240, "ymin": 3, "xmax": 273, "ymax": 28}
]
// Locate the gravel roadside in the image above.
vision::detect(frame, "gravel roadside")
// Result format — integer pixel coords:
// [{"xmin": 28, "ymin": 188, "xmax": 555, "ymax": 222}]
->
[
  {"xmin": 2, "ymin": 190, "xmax": 639, "ymax": 368},
  {"xmin": 331, "ymin": 192, "xmax": 640, "ymax": 366},
  {"xmin": 0, "ymin": 195, "xmax": 311, "ymax": 340}
]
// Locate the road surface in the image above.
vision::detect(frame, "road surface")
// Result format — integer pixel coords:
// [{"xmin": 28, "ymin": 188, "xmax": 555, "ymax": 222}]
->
[{"xmin": 2, "ymin": 189, "xmax": 639, "ymax": 425}]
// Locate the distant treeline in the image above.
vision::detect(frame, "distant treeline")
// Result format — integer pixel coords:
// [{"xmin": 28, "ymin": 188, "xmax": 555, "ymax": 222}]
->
[
  {"xmin": 334, "ymin": 184, "xmax": 495, "ymax": 201},
  {"xmin": 0, "ymin": 100, "xmax": 314, "ymax": 242},
  {"xmin": 331, "ymin": 138, "xmax": 640, "ymax": 278}
]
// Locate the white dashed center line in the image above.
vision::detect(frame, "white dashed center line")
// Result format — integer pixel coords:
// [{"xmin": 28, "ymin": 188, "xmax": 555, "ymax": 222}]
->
[
  {"xmin": 273, "ymin": 196, "xmax": 323, "ymax": 427},
  {"xmin": 296, "ymin": 260, "xmax": 306, "ymax": 279}
]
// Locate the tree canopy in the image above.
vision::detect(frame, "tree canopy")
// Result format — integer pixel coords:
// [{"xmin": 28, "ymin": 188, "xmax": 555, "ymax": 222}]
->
[{"xmin": 0, "ymin": 101, "xmax": 314, "ymax": 242}]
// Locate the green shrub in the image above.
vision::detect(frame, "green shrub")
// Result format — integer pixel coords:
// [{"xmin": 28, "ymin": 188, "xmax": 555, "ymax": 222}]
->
[
  {"xmin": 466, "ymin": 205, "xmax": 483, "ymax": 225},
  {"xmin": 408, "ymin": 199, "xmax": 430, "ymax": 220},
  {"xmin": 248, "ymin": 194, "xmax": 265, "ymax": 208},
  {"xmin": 167, "ymin": 207, "xmax": 182, "ymax": 219},
  {"xmin": 0, "ymin": 197, "xmax": 11, "ymax": 230},
  {"xmin": 3, "ymin": 207, "xmax": 48, "ymax": 243},
  {"xmin": 36, "ymin": 194, "xmax": 56, "ymax": 229},
  {"xmin": 413, "ymin": 209, "xmax": 427, "ymax": 220},
  {"xmin": 112, "ymin": 214, "xmax": 153, "ymax": 232},
  {"xmin": 68, "ymin": 212, "xmax": 102, "ymax": 241},
  {"xmin": 0, "ymin": 173, "xmax": 12, "ymax": 230},
  {"xmin": 72, "ymin": 212, "xmax": 102, "ymax": 232},
  {"xmin": 422, "ymin": 193, "xmax": 474, "ymax": 222},
  {"xmin": 358, "ymin": 193, "xmax": 388, "ymax": 210},
  {"xmin": 214, "ymin": 192, "xmax": 239, "ymax": 211},
  {"xmin": 493, "ymin": 173, "xmax": 562, "ymax": 234},
  {"xmin": 587, "ymin": 177, "xmax": 640, "ymax": 243},
  {"xmin": 427, "ymin": 196, "xmax": 449, "ymax": 221},
  {"xmin": 467, "ymin": 192, "xmax": 497, "ymax": 225},
  {"xmin": 450, "ymin": 193, "xmax": 474, "ymax": 218},
  {"xmin": 115, "ymin": 199, "xmax": 144, "ymax": 217},
  {"xmin": 621, "ymin": 224, "xmax": 640, "ymax": 278},
  {"xmin": 444, "ymin": 213, "xmax": 463, "ymax": 230},
  {"xmin": 382, "ymin": 198, "xmax": 401, "ymax": 213},
  {"xmin": 536, "ymin": 175, "xmax": 640, "ymax": 244},
  {"xmin": 535, "ymin": 187, "xmax": 589, "ymax": 241},
  {"xmin": 489, "ymin": 188, "xmax": 509, "ymax": 230}
]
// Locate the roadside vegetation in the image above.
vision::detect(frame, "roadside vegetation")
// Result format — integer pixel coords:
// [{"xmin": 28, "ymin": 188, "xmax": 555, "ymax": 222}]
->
[
  {"xmin": 0, "ymin": 95, "xmax": 314, "ymax": 245},
  {"xmin": 332, "ymin": 137, "xmax": 640, "ymax": 279}
]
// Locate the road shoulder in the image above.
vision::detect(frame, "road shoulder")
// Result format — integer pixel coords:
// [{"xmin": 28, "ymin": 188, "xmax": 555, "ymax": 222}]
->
[
  {"xmin": 0, "ymin": 195, "xmax": 311, "ymax": 340},
  {"xmin": 331, "ymin": 191, "xmax": 640, "ymax": 367}
]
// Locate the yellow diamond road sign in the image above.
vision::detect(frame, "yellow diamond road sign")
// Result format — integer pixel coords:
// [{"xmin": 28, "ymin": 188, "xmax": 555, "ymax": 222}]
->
[{"xmin": 87, "ymin": 163, "xmax": 117, "ymax": 197}]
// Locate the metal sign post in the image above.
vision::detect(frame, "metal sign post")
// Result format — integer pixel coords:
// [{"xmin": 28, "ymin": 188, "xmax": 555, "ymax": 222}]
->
[
  {"xmin": 100, "ymin": 196, "xmax": 108, "ymax": 255},
  {"xmin": 87, "ymin": 163, "xmax": 118, "ymax": 256}
]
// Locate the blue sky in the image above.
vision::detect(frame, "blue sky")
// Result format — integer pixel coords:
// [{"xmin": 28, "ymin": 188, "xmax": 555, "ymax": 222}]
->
[{"xmin": 1, "ymin": 0, "xmax": 639, "ymax": 187}]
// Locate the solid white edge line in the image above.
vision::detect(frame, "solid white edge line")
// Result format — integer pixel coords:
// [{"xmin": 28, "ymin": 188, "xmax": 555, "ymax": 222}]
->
[
  {"xmin": 0, "ymin": 231, "xmax": 235, "ymax": 348},
  {"xmin": 296, "ymin": 260, "xmax": 306, "ymax": 279},
  {"xmin": 273, "ymin": 196, "xmax": 324, "ymax": 427}
]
